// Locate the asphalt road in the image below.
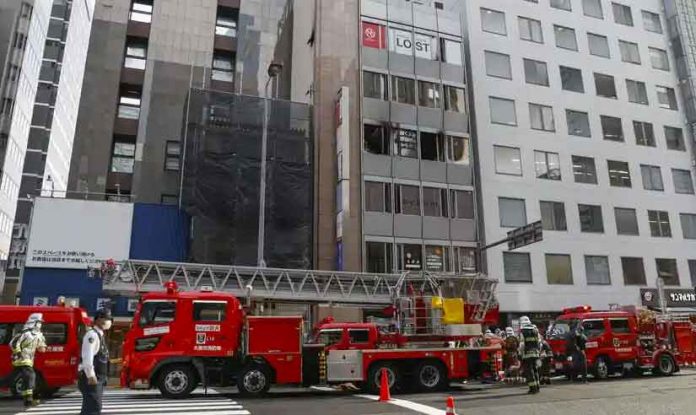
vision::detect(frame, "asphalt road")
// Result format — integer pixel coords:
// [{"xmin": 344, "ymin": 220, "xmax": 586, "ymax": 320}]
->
[{"xmin": 2, "ymin": 371, "xmax": 696, "ymax": 415}]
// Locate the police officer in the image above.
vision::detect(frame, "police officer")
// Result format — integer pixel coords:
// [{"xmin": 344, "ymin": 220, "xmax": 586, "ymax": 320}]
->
[
  {"xmin": 9, "ymin": 313, "xmax": 46, "ymax": 407},
  {"xmin": 79, "ymin": 308, "xmax": 113, "ymax": 415},
  {"xmin": 518, "ymin": 316, "xmax": 541, "ymax": 394}
]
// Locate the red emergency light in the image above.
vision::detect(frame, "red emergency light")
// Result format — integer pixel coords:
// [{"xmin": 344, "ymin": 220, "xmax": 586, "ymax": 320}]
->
[
  {"xmin": 164, "ymin": 281, "xmax": 179, "ymax": 294},
  {"xmin": 562, "ymin": 305, "xmax": 592, "ymax": 314}
]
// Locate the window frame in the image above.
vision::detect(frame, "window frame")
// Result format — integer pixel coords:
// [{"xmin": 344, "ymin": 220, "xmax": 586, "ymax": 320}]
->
[
  {"xmin": 534, "ymin": 150, "xmax": 561, "ymax": 180},
  {"xmin": 566, "ymin": 109, "xmax": 591, "ymax": 137},
  {"xmin": 503, "ymin": 252, "xmax": 533, "ymax": 283},
  {"xmin": 422, "ymin": 186, "xmax": 448, "ymax": 218},
  {"xmin": 481, "ymin": 8, "xmax": 507, "ymax": 36},
  {"xmin": 600, "ymin": 115, "xmax": 624, "ymax": 142},
  {"xmin": 585, "ymin": 255, "xmax": 611, "ymax": 285},
  {"xmin": 394, "ymin": 183, "xmax": 420, "ymax": 215},
  {"xmin": 612, "ymin": 2, "xmax": 634, "ymax": 27},
  {"xmin": 642, "ymin": 10, "xmax": 663, "ymax": 34},
  {"xmin": 560, "ymin": 65, "xmax": 584, "ymax": 93},
  {"xmin": 582, "ymin": 0, "xmax": 603, "ymax": 19},
  {"xmin": 391, "ymin": 76, "xmax": 416, "ymax": 105},
  {"xmin": 588, "ymin": 32, "xmax": 610, "ymax": 58},
  {"xmin": 417, "ymin": 80, "xmax": 441, "ymax": 108},
  {"xmin": 523, "ymin": 58, "xmax": 549, "ymax": 87},
  {"xmin": 648, "ymin": 210, "xmax": 671, "ymax": 238},
  {"xmin": 594, "ymin": 73, "xmax": 617, "ymax": 99},
  {"xmin": 680, "ymin": 213, "xmax": 696, "ymax": 239},
  {"xmin": 607, "ymin": 160, "xmax": 631, "ymax": 188},
  {"xmin": 540, "ymin": 200, "xmax": 567, "ymax": 231},
  {"xmin": 494, "ymin": 145, "xmax": 522, "ymax": 176},
  {"xmin": 656, "ymin": 258, "xmax": 680, "ymax": 286},
  {"xmin": 529, "ymin": 103, "xmax": 555, "ymax": 132},
  {"xmin": 578, "ymin": 204, "xmax": 604, "ymax": 233},
  {"xmin": 363, "ymin": 71, "xmax": 388, "ymax": 100},
  {"xmin": 499, "ymin": 197, "xmax": 527, "ymax": 228},
  {"xmin": 164, "ymin": 141, "xmax": 180, "ymax": 172},
  {"xmin": 554, "ymin": 24, "xmax": 578, "ymax": 51},
  {"xmin": 363, "ymin": 124, "xmax": 389, "ymax": 155},
  {"xmin": 518, "ymin": 16, "xmax": 544, "ymax": 44},
  {"xmin": 615, "ymin": 207, "xmax": 639, "ymax": 235},
  {"xmin": 656, "ymin": 86, "xmax": 678, "ymax": 110},
  {"xmin": 673, "ymin": 169, "xmax": 695, "ymax": 194},
  {"xmin": 641, "ymin": 164, "xmax": 664, "ymax": 191},
  {"xmin": 621, "ymin": 257, "xmax": 646, "ymax": 285},
  {"xmin": 443, "ymin": 85, "xmax": 466, "ymax": 113},
  {"xmin": 489, "ymin": 96, "xmax": 517, "ymax": 126},
  {"xmin": 572, "ymin": 155, "xmax": 598, "ymax": 184},
  {"xmin": 633, "ymin": 121, "xmax": 655, "ymax": 147},
  {"xmin": 193, "ymin": 301, "xmax": 227, "ymax": 322},
  {"xmin": 110, "ymin": 140, "xmax": 136, "ymax": 174},
  {"xmin": 649, "ymin": 47, "xmax": 670, "ymax": 71},
  {"xmin": 364, "ymin": 181, "xmax": 392, "ymax": 213},
  {"xmin": 626, "ymin": 79, "xmax": 648, "ymax": 105},
  {"xmin": 619, "ymin": 40, "xmax": 641, "ymax": 64},
  {"xmin": 546, "ymin": 253, "xmax": 574, "ymax": 285},
  {"xmin": 484, "ymin": 50, "xmax": 513, "ymax": 80},
  {"xmin": 665, "ymin": 126, "xmax": 686, "ymax": 151}
]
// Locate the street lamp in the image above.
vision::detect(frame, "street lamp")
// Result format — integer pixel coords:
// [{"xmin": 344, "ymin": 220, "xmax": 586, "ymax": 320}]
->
[{"xmin": 257, "ymin": 62, "xmax": 283, "ymax": 268}]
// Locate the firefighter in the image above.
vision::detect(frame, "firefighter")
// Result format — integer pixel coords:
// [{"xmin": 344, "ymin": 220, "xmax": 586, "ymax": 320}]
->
[
  {"xmin": 79, "ymin": 308, "xmax": 113, "ymax": 415},
  {"xmin": 569, "ymin": 325, "xmax": 588, "ymax": 383},
  {"xmin": 503, "ymin": 327, "xmax": 520, "ymax": 382},
  {"xmin": 518, "ymin": 316, "xmax": 541, "ymax": 394},
  {"xmin": 539, "ymin": 338, "xmax": 552, "ymax": 385},
  {"xmin": 9, "ymin": 313, "xmax": 47, "ymax": 407}
]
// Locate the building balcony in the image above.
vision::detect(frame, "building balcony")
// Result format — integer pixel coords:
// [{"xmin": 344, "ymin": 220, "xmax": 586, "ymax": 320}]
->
[
  {"xmin": 127, "ymin": 20, "xmax": 150, "ymax": 38},
  {"xmin": 214, "ymin": 35, "xmax": 237, "ymax": 53},
  {"xmin": 113, "ymin": 118, "xmax": 139, "ymax": 136}
]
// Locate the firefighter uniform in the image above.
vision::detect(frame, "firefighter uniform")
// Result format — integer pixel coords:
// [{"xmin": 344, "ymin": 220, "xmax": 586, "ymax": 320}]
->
[
  {"xmin": 540, "ymin": 339, "xmax": 552, "ymax": 385},
  {"xmin": 569, "ymin": 327, "xmax": 588, "ymax": 382},
  {"xmin": 518, "ymin": 317, "xmax": 541, "ymax": 394},
  {"xmin": 10, "ymin": 313, "xmax": 46, "ymax": 407},
  {"xmin": 79, "ymin": 309, "xmax": 112, "ymax": 415}
]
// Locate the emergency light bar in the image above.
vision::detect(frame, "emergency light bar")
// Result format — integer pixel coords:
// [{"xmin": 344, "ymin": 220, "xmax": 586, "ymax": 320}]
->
[{"xmin": 562, "ymin": 305, "xmax": 592, "ymax": 314}]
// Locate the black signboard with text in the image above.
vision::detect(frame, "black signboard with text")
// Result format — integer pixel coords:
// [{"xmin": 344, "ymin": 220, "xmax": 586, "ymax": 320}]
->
[{"xmin": 640, "ymin": 288, "xmax": 696, "ymax": 308}]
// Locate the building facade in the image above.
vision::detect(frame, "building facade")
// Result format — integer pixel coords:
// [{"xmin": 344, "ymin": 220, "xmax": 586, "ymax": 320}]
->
[
  {"xmin": 3, "ymin": 0, "xmax": 96, "ymax": 301},
  {"xmin": 465, "ymin": 0, "xmax": 696, "ymax": 317},
  {"xmin": 67, "ymin": 0, "xmax": 313, "ymax": 206},
  {"xmin": 0, "ymin": 0, "xmax": 51, "ymax": 303},
  {"xmin": 345, "ymin": 0, "xmax": 479, "ymax": 275}
]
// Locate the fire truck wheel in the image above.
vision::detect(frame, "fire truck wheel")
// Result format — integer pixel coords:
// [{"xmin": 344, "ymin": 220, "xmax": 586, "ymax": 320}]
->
[
  {"xmin": 655, "ymin": 354, "xmax": 675, "ymax": 376},
  {"xmin": 415, "ymin": 361, "xmax": 446, "ymax": 392},
  {"xmin": 366, "ymin": 363, "xmax": 399, "ymax": 394},
  {"xmin": 237, "ymin": 364, "xmax": 271, "ymax": 396},
  {"xmin": 157, "ymin": 365, "xmax": 198, "ymax": 399},
  {"xmin": 593, "ymin": 356, "xmax": 610, "ymax": 380}
]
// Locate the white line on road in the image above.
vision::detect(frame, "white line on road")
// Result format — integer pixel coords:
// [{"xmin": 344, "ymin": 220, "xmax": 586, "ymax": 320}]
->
[
  {"xmin": 356, "ymin": 394, "xmax": 446, "ymax": 415},
  {"xmin": 19, "ymin": 411, "xmax": 249, "ymax": 415},
  {"xmin": 27, "ymin": 404, "xmax": 243, "ymax": 411}
]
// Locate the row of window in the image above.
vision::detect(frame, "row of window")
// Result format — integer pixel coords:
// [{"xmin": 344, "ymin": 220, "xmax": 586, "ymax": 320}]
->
[
  {"xmin": 494, "ymin": 146, "xmax": 694, "ymax": 193},
  {"xmin": 488, "ymin": 97, "xmax": 683, "ymax": 145},
  {"xmin": 525, "ymin": 0, "xmax": 663, "ymax": 34},
  {"xmin": 361, "ymin": 21, "xmax": 464, "ymax": 65},
  {"xmin": 110, "ymin": 140, "xmax": 180, "ymax": 174},
  {"xmin": 363, "ymin": 71, "xmax": 467, "ymax": 113},
  {"xmin": 363, "ymin": 124, "xmax": 470, "ymax": 164},
  {"xmin": 365, "ymin": 181, "xmax": 474, "ymax": 219},
  {"xmin": 504, "ymin": 252, "xmax": 694, "ymax": 288},
  {"xmin": 499, "ymin": 197, "xmax": 696, "ymax": 241},
  {"xmin": 485, "ymin": 51, "xmax": 673, "ymax": 104},
  {"xmin": 483, "ymin": 4, "xmax": 663, "ymax": 47},
  {"xmin": 365, "ymin": 241, "xmax": 476, "ymax": 274}
]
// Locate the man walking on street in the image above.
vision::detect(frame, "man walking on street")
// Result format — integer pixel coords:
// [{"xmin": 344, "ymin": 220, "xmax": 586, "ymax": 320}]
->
[
  {"xmin": 518, "ymin": 316, "xmax": 541, "ymax": 394},
  {"xmin": 79, "ymin": 308, "xmax": 113, "ymax": 415},
  {"xmin": 9, "ymin": 313, "xmax": 46, "ymax": 407}
]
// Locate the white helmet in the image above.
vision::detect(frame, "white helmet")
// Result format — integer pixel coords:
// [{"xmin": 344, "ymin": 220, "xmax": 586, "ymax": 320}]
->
[
  {"xmin": 505, "ymin": 327, "xmax": 515, "ymax": 336},
  {"xmin": 24, "ymin": 313, "xmax": 44, "ymax": 331},
  {"xmin": 520, "ymin": 316, "xmax": 532, "ymax": 326}
]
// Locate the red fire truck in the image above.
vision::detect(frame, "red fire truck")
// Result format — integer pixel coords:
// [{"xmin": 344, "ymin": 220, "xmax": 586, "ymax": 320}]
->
[
  {"xmin": 121, "ymin": 280, "xmax": 500, "ymax": 398},
  {"xmin": 0, "ymin": 305, "xmax": 91, "ymax": 397},
  {"xmin": 547, "ymin": 305, "xmax": 696, "ymax": 379}
]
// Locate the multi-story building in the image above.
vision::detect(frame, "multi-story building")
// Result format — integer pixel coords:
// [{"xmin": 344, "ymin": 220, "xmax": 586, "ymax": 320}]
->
[
  {"xmin": 0, "ymin": 0, "xmax": 51, "ymax": 303},
  {"xmin": 465, "ymin": 0, "xmax": 696, "ymax": 320},
  {"xmin": 2, "ymin": 0, "xmax": 96, "ymax": 301},
  {"xmin": 336, "ymin": 0, "xmax": 478, "ymax": 275},
  {"xmin": 67, "ymin": 0, "xmax": 313, "ymax": 205}
]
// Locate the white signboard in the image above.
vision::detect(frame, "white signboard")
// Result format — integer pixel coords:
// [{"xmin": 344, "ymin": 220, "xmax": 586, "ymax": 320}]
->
[
  {"xmin": 25, "ymin": 198, "xmax": 134, "ymax": 269},
  {"xmin": 389, "ymin": 28, "xmax": 436, "ymax": 60}
]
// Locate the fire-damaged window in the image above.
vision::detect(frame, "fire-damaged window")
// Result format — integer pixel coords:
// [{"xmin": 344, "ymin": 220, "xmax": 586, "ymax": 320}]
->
[
  {"xmin": 139, "ymin": 301, "xmax": 176, "ymax": 327},
  {"xmin": 193, "ymin": 301, "xmax": 227, "ymax": 321}
]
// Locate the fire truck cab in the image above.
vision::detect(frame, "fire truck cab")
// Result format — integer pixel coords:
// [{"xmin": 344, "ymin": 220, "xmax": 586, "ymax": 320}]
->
[
  {"xmin": 547, "ymin": 305, "xmax": 680, "ymax": 379},
  {"xmin": 0, "ymin": 305, "xmax": 91, "ymax": 397}
]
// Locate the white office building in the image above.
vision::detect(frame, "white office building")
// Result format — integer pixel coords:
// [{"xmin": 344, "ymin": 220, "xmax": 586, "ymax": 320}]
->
[{"xmin": 465, "ymin": 0, "xmax": 696, "ymax": 319}]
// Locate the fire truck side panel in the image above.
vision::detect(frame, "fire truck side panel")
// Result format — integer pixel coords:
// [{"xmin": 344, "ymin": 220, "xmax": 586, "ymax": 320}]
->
[
  {"xmin": 359, "ymin": 348, "xmax": 470, "ymax": 380},
  {"xmin": 0, "ymin": 306, "xmax": 89, "ymax": 392},
  {"xmin": 246, "ymin": 316, "xmax": 303, "ymax": 384}
]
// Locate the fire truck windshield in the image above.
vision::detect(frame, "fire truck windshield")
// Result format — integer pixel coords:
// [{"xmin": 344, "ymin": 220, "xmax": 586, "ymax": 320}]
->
[
  {"xmin": 314, "ymin": 329, "xmax": 342, "ymax": 347},
  {"xmin": 139, "ymin": 301, "xmax": 176, "ymax": 327},
  {"xmin": 547, "ymin": 319, "xmax": 578, "ymax": 339}
]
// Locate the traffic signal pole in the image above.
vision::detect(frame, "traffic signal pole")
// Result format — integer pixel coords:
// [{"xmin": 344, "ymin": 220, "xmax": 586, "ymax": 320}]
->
[{"xmin": 475, "ymin": 221, "xmax": 544, "ymax": 271}]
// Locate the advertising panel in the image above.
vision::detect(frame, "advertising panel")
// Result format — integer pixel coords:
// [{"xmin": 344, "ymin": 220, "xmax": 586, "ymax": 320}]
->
[{"xmin": 25, "ymin": 198, "xmax": 134, "ymax": 269}]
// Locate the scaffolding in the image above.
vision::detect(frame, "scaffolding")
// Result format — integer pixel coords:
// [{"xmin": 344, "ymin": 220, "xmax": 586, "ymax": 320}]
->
[{"xmin": 102, "ymin": 260, "xmax": 498, "ymax": 311}]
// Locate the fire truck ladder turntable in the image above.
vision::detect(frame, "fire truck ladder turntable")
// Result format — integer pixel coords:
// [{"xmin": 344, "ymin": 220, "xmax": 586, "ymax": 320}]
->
[{"xmin": 102, "ymin": 260, "xmax": 498, "ymax": 312}]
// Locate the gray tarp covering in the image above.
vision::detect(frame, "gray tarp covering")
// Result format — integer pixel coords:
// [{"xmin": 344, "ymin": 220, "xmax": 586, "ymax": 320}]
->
[{"xmin": 182, "ymin": 89, "xmax": 313, "ymax": 268}]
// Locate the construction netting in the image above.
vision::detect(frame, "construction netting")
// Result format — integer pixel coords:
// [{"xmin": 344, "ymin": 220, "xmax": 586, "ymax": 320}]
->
[{"xmin": 181, "ymin": 89, "xmax": 313, "ymax": 269}]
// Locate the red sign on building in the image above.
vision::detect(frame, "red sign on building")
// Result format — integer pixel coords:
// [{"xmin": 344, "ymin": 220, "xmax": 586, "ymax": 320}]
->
[{"xmin": 362, "ymin": 22, "xmax": 386, "ymax": 49}]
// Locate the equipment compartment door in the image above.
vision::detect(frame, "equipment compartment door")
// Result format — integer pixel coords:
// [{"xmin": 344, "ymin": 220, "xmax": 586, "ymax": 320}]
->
[{"xmin": 326, "ymin": 350, "xmax": 363, "ymax": 382}]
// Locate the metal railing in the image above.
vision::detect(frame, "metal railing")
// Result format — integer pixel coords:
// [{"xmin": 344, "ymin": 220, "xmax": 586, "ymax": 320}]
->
[{"xmin": 102, "ymin": 260, "xmax": 498, "ymax": 308}]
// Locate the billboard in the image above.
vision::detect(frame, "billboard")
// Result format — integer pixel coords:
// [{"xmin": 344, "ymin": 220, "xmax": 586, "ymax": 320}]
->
[{"xmin": 25, "ymin": 198, "xmax": 133, "ymax": 269}]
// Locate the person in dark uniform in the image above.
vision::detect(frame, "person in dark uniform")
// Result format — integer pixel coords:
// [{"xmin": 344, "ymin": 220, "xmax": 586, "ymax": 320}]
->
[
  {"xmin": 539, "ymin": 338, "xmax": 553, "ymax": 385},
  {"xmin": 569, "ymin": 325, "xmax": 588, "ymax": 383},
  {"xmin": 79, "ymin": 309, "xmax": 113, "ymax": 415},
  {"xmin": 518, "ymin": 316, "xmax": 541, "ymax": 394}
]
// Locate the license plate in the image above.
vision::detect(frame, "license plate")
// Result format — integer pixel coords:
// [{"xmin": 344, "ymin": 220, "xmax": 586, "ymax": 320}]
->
[{"xmin": 555, "ymin": 363, "xmax": 563, "ymax": 369}]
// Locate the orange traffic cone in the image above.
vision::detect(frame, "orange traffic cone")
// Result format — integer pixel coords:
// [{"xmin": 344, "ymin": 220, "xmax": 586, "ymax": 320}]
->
[
  {"xmin": 378, "ymin": 367, "xmax": 391, "ymax": 402},
  {"xmin": 445, "ymin": 396, "xmax": 456, "ymax": 415}
]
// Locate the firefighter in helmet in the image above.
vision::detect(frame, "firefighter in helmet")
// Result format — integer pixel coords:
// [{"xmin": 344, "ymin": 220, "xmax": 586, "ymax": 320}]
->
[
  {"xmin": 9, "ymin": 313, "xmax": 47, "ymax": 407},
  {"xmin": 518, "ymin": 316, "xmax": 541, "ymax": 394}
]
